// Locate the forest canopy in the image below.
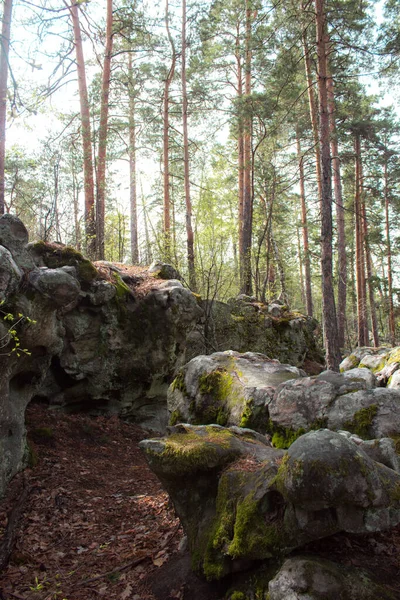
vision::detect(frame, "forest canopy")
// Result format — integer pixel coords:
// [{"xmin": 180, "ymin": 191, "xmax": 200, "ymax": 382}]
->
[{"xmin": 0, "ymin": 0, "xmax": 399, "ymax": 365}]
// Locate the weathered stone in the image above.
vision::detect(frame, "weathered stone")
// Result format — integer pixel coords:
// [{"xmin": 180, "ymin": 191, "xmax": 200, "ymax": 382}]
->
[
  {"xmin": 0, "ymin": 245, "xmax": 22, "ymax": 300},
  {"xmin": 168, "ymin": 351, "xmax": 304, "ymax": 431},
  {"xmin": 268, "ymin": 556, "xmax": 395, "ymax": 600},
  {"xmin": 341, "ymin": 367, "xmax": 377, "ymax": 388},
  {"xmin": 187, "ymin": 298, "xmax": 323, "ymax": 368},
  {"xmin": 28, "ymin": 268, "xmax": 81, "ymax": 308},
  {"xmin": 0, "ymin": 214, "xmax": 36, "ymax": 270},
  {"xmin": 327, "ymin": 388, "xmax": 400, "ymax": 438},
  {"xmin": 87, "ymin": 280, "xmax": 116, "ymax": 305},
  {"xmin": 337, "ymin": 431, "xmax": 400, "ymax": 472},
  {"xmin": 141, "ymin": 426, "xmax": 400, "ymax": 581},
  {"xmin": 148, "ymin": 260, "xmax": 181, "ymax": 280},
  {"xmin": 388, "ymin": 370, "xmax": 400, "ymax": 389}
]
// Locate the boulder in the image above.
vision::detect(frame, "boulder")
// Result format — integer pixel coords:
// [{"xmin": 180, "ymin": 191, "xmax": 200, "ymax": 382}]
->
[
  {"xmin": 342, "ymin": 367, "xmax": 377, "ymax": 388},
  {"xmin": 186, "ymin": 298, "xmax": 323, "ymax": 368},
  {"xmin": 168, "ymin": 351, "xmax": 305, "ymax": 431},
  {"xmin": 0, "ymin": 214, "xmax": 35, "ymax": 270},
  {"xmin": 28, "ymin": 267, "xmax": 81, "ymax": 308},
  {"xmin": 0, "ymin": 245, "xmax": 22, "ymax": 300},
  {"xmin": 140, "ymin": 426, "xmax": 400, "ymax": 581},
  {"xmin": 148, "ymin": 260, "xmax": 181, "ymax": 280},
  {"xmin": 268, "ymin": 556, "xmax": 395, "ymax": 600}
]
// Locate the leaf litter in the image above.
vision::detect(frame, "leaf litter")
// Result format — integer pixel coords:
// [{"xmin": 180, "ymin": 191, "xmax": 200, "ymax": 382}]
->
[{"xmin": 0, "ymin": 402, "xmax": 182, "ymax": 600}]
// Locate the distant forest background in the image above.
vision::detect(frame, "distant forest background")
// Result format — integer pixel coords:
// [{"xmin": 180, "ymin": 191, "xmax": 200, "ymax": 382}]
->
[{"xmin": 0, "ymin": 0, "xmax": 400, "ymax": 363}]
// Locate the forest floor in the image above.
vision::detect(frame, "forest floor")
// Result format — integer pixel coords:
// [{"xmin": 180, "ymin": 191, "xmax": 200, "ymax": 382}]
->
[{"xmin": 0, "ymin": 403, "xmax": 400, "ymax": 600}]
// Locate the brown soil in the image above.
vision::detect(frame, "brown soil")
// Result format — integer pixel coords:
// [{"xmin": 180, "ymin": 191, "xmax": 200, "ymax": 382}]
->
[
  {"xmin": 0, "ymin": 403, "xmax": 182, "ymax": 600},
  {"xmin": 1, "ymin": 403, "xmax": 400, "ymax": 600}
]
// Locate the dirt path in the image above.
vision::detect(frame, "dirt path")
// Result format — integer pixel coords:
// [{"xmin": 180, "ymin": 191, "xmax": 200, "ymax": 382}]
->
[
  {"xmin": 0, "ymin": 403, "xmax": 182, "ymax": 600},
  {"xmin": 1, "ymin": 404, "xmax": 400, "ymax": 600}
]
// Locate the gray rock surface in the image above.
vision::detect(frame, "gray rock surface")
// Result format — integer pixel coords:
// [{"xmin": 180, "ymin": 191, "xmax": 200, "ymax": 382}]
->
[
  {"xmin": 141, "ymin": 426, "xmax": 400, "ymax": 581},
  {"xmin": 268, "ymin": 556, "xmax": 395, "ymax": 600},
  {"xmin": 0, "ymin": 245, "xmax": 22, "ymax": 300},
  {"xmin": 168, "ymin": 350, "xmax": 305, "ymax": 430}
]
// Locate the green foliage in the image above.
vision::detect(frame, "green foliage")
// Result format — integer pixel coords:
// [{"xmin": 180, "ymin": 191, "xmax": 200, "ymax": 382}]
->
[{"xmin": 0, "ymin": 301, "xmax": 37, "ymax": 357}]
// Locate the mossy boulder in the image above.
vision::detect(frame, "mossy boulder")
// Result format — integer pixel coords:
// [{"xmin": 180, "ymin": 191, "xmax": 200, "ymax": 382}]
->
[
  {"xmin": 141, "ymin": 426, "xmax": 400, "ymax": 582},
  {"xmin": 269, "ymin": 373, "xmax": 400, "ymax": 445},
  {"xmin": 186, "ymin": 298, "xmax": 323, "ymax": 368},
  {"xmin": 268, "ymin": 556, "xmax": 396, "ymax": 600},
  {"xmin": 168, "ymin": 351, "xmax": 305, "ymax": 432}
]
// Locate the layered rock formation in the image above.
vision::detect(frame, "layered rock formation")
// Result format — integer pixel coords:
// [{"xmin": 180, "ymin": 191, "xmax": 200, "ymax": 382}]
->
[{"xmin": 0, "ymin": 215, "xmax": 202, "ymax": 494}]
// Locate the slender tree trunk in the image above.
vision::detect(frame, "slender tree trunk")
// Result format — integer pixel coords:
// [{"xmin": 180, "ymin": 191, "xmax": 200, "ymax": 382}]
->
[
  {"xmin": 68, "ymin": 1, "xmax": 96, "ymax": 257},
  {"xmin": 128, "ymin": 53, "xmax": 139, "ymax": 264},
  {"xmin": 296, "ymin": 132, "xmax": 313, "ymax": 317},
  {"xmin": 315, "ymin": 0, "xmax": 341, "ymax": 370},
  {"xmin": 354, "ymin": 133, "xmax": 368, "ymax": 346},
  {"xmin": 0, "ymin": 0, "xmax": 12, "ymax": 214},
  {"xmin": 241, "ymin": 0, "xmax": 253, "ymax": 294},
  {"xmin": 141, "ymin": 183, "xmax": 152, "ymax": 265},
  {"xmin": 301, "ymin": 15, "xmax": 323, "ymax": 205},
  {"xmin": 95, "ymin": 0, "xmax": 113, "ymax": 260},
  {"xmin": 271, "ymin": 229, "xmax": 287, "ymax": 302},
  {"xmin": 181, "ymin": 0, "xmax": 196, "ymax": 290},
  {"xmin": 296, "ymin": 215, "xmax": 306, "ymax": 307},
  {"xmin": 236, "ymin": 25, "xmax": 244, "ymax": 271},
  {"xmin": 326, "ymin": 63, "xmax": 346, "ymax": 348},
  {"xmin": 163, "ymin": 0, "xmax": 176, "ymax": 262},
  {"xmin": 362, "ymin": 200, "xmax": 379, "ymax": 347},
  {"xmin": 72, "ymin": 166, "xmax": 81, "ymax": 251},
  {"xmin": 384, "ymin": 156, "xmax": 396, "ymax": 346}
]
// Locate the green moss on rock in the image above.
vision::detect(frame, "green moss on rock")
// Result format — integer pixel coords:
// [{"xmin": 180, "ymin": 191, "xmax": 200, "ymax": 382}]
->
[{"xmin": 343, "ymin": 405, "xmax": 378, "ymax": 439}]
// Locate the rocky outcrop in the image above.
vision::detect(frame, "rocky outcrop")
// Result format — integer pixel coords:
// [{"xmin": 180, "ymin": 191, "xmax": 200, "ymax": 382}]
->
[
  {"xmin": 186, "ymin": 297, "xmax": 323, "ymax": 367},
  {"xmin": 140, "ymin": 425, "xmax": 400, "ymax": 583},
  {"xmin": 340, "ymin": 346, "xmax": 400, "ymax": 388},
  {"xmin": 168, "ymin": 351, "xmax": 305, "ymax": 430},
  {"xmin": 0, "ymin": 215, "xmax": 202, "ymax": 495},
  {"xmin": 267, "ymin": 556, "xmax": 395, "ymax": 600}
]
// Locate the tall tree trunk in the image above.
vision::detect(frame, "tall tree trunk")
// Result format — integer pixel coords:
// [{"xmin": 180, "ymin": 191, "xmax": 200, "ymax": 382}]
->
[
  {"xmin": 301, "ymin": 13, "xmax": 322, "ymax": 205},
  {"xmin": 326, "ymin": 63, "xmax": 346, "ymax": 348},
  {"xmin": 240, "ymin": 0, "xmax": 253, "ymax": 294},
  {"xmin": 315, "ymin": 0, "xmax": 341, "ymax": 370},
  {"xmin": 95, "ymin": 0, "xmax": 113, "ymax": 260},
  {"xmin": 68, "ymin": 0, "xmax": 96, "ymax": 257},
  {"xmin": 181, "ymin": 0, "xmax": 196, "ymax": 290},
  {"xmin": 72, "ymin": 165, "xmax": 81, "ymax": 251},
  {"xmin": 163, "ymin": 0, "xmax": 176, "ymax": 262},
  {"xmin": 362, "ymin": 200, "xmax": 379, "ymax": 347},
  {"xmin": 128, "ymin": 53, "xmax": 139, "ymax": 264},
  {"xmin": 354, "ymin": 133, "xmax": 368, "ymax": 346},
  {"xmin": 0, "ymin": 0, "xmax": 12, "ymax": 215},
  {"xmin": 384, "ymin": 155, "xmax": 396, "ymax": 346},
  {"xmin": 271, "ymin": 229, "xmax": 287, "ymax": 302},
  {"xmin": 236, "ymin": 24, "xmax": 244, "ymax": 276},
  {"xmin": 296, "ymin": 132, "xmax": 313, "ymax": 317}
]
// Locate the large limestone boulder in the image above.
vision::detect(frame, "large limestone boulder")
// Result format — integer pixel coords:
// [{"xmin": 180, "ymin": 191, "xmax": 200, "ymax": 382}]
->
[
  {"xmin": 268, "ymin": 556, "xmax": 395, "ymax": 600},
  {"xmin": 140, "ymin": 426, "xmax": 400, "ymax": 581},
  {"xmin": 168, "ymin": 351, "xmax": 305, "ymax": 430}
]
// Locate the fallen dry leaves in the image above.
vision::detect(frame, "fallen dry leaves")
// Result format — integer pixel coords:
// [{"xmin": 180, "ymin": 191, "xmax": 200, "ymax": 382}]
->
[{"xmin": 0, "ymin": 403, "xmax": 183, "ymax": 600}]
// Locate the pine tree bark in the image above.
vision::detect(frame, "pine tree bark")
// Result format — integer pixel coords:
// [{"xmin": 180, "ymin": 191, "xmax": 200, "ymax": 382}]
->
[
  {"xmin": 354, "ymin": 133, "xmax": 368, "ymax": 346},
  {"xmin": 315, "ymin": 0, "xmax": 341, "ymax": 370},
  {"xmin": 68, "ymin": 0, "xmax": 96, "ymax": 257},
  {"xmin": 181, "ymin": 0, "xmax": 196, "ymax": 290},
  {"xmin": 296, "ymin": 132, "xmax": 313, "ymax": 317},
  {"xmin": 240, "ymin": 0, "xmax": 253, "ymax": 294},
  {"xmin": 128, "ymin": 53, "xmax": 139, "ymax": 264},
  {"xmin": 362, "ymin": 200, "xmax": 379, "ymax": 347},
  {"xmin": 384, "ymin": 155, "xmax": 396, "ymax": 346},
  {"xmin": 327, "ymin": 63, "xmax": 346, "ymax": 348},
  {"xmin": 163, "ymin": 0, "xmax": 175, "ymax": 262},
  {"xmin": 236, "ymin": 25, "xmax": 244, "ymax": 269},
  {"xmin": 95, "ymin": 0, "xmax": 113, "ymax": 260},
  {"xmin": 0, "ymin": 0, "xmax": 13, "ymax": 215},
  {"xmin": 301, "ymin": 14, "xmax": 322, "ymax": 205}
]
